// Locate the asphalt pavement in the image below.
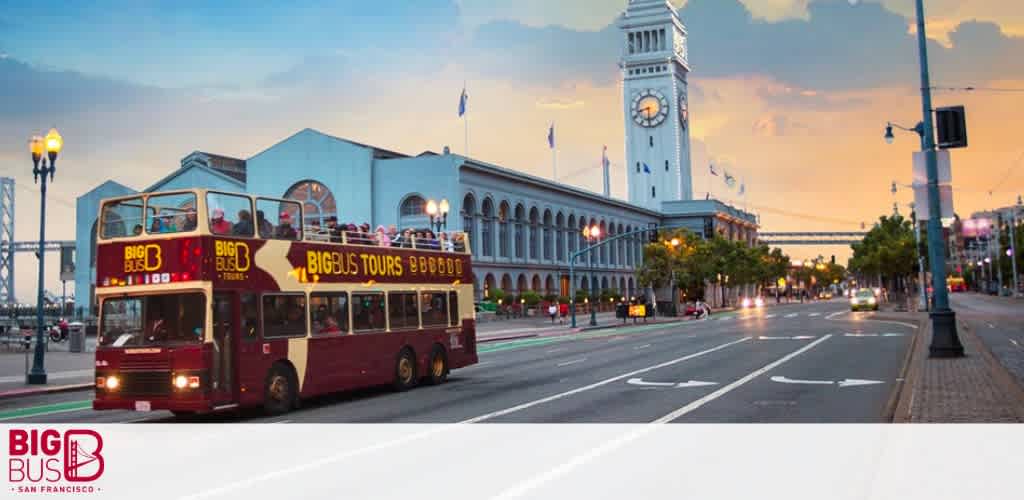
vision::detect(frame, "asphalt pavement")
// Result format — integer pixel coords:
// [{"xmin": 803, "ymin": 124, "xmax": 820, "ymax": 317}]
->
[{"xmin": 0, "ymin": 299, "xmax": 915, "ymax": 423}]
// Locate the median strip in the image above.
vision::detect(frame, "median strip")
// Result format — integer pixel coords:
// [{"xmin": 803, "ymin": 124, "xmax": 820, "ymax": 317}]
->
[{"xmin": 0, "ymin": 399, "xmax": 92, "ymax": 421}]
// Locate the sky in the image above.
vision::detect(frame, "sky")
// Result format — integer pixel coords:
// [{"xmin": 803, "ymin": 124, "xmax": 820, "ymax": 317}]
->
[{"xmin": 1, "ymin": 0, "xmax": 1023, "ymax": 301}]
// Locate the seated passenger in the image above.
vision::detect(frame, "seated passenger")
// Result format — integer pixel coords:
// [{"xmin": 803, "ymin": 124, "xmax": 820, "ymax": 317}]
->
[
  {"xmin": 256, "ymin": 210, "xmax": 274, "ymax": 239},
  {"xmin": 181, "ymin": 208, "xmax": 198, "ymax": 231},
  {"xmin": 375, "ymin": 225, "xmax": 390, "ymax": 247},
  {"xmin": 233, "ymin": 210, "xmax": 254, "ymax": 236},
  {"xmin": 132, "ymin": 224, "xmax": 144, "ymax": 236},
  {"xmin": 149, "ymin": 211, "xmax": 165, "ymax": 233},
  {"xmin": 210, "ymin": 208, "xmax": 232, "ymax": 234},
  {"xmin": 324, "ymin": 217, "xmax": 341, "ymax": 243},
  {"xmin": 275, "ymin": 212, "xmax": 298, "ymax": 240}
]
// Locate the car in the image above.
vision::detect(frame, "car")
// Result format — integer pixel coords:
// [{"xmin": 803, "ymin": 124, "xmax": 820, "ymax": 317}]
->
[
  {"xmin": 850, "ymin": 289, "xmax": 878, "ymax": 311},
  {"xmin": 741, "ymin": 296, "xmax": 765, "ymax": 308}
]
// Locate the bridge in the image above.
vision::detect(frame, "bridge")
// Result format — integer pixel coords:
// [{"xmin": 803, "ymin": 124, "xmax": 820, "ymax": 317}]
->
[
  {"xmin": 0, "ymin": 177, "xmax": 76, "ymax": 306},
  {"xmin": 758, "ymin": 232, "xmax": 867, "ymax": 246}
]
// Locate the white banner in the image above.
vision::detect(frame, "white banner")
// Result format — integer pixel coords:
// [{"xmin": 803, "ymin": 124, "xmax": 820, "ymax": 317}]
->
[{"xmin": 4, "ymin": 425, "xmax": 1023, "ymax": 500}]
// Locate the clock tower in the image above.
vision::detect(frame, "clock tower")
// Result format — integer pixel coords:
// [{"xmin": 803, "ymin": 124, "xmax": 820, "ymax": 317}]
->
[{"xmin": 619, "ymin": 0, "xmax": 692, "ymax": 210}]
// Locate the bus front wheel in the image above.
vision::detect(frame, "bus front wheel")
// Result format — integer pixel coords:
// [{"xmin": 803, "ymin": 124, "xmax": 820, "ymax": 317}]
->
[
  {"xmin": 427, "ymin": 346, "xmax": 448, "ymax": 385},
  {"xmin": 264, "ymin": 364, "xmax": 296, "ymax": 415},
  {"xmin": 393, "ymin": 348, "xmax": 418, "ymax": 392}
]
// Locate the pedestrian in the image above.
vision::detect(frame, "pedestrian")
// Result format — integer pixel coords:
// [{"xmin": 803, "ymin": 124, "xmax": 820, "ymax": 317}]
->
[
  {"xmin": 548, "ymin": 303, "xmax": 557, "ymax": 324},
  {"xmin": 558, "ymin": 302, "xmax": 569, "ymax": 324}
]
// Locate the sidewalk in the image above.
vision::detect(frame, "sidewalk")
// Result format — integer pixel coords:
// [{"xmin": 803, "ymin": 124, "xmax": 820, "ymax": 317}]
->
[
  {"xmin": 894, "ymin": 311, "xmax": 1024, "ymax": 422},
  {"xmin": 0, "ymin": 339, "xmax": 97, "ymax": 399}
]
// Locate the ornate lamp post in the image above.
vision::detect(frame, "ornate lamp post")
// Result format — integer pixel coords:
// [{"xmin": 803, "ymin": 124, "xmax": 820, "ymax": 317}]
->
[
  {"xmin": 425, "ymin": 198, "xmax": 450, "ymax": 233},
  {"xmin": 583, "ymin": 224, "xmax": 601, "ymax": 326},
  {"xmin": 27, "ymin": 128, "xmax": 63, "ymax": 385}
]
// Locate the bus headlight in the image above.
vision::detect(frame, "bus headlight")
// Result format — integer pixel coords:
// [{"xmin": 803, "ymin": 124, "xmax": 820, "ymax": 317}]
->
[
  {"xmin": 100, "ymin": 375, "xmax": 119, "ymax": 390},
  {"xmin": 174, "ymin": 374, "xmax": 201, "ymax": 390}
]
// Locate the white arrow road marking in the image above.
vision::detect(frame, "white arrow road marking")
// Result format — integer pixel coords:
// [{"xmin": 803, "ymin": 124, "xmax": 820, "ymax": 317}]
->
[
  {"xmin": 771, "ymin": 375, "xmax": 833, "ymax": 385},
  {"xmin": 825, "ymin": 311, "xmax": 847, "ymax": 319},
  {"xmin": 837, "ymin": 378, "xmax": 885, "ymax": 388},
  {"xmin": 627, "ymin": 378, "xmax": 675, "ymax": 387},
  {"xmin": 790, "ymin": 335, "xmax": 817, "ymax": 340},
  {"xmin": 785, "ymin": 313, "xmax": 799, "ymax": 318},
  {"xmin": 765, "ymin": 314, "xmax": 777, "ymax": 319},
  {"xmin": 758, "ymin": 336, "xmax": 792, "ymax": 340},
  {"xmin": 882, "ymin": 333, "xmax": 905, "ymax": 337},
  {"xmin": 634, "ymin": 344, "xmax": 651, "ymax": 350},
  {"xmin": 808, "ymin": 313, "xmax": 821, "ymax": 317},
  {"xmin": 844, "ymin": 333, "xmax": 879, "ymax": 337},
  {"xmin": 771, "ymin": 376, "xmax": 885, "ymax": 388},
  {"xmin": 757, "ymin": 335, "xmax": 817, "ymax": 340},
  {"xmin": 675, "ymin": 380, "xmax": 718, "ymax": 388}
]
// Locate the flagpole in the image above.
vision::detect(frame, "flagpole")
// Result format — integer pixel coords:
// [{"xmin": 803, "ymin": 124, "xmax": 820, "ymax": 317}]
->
[{"xmin": 465, "ymin": 113, "xmax": 469, "ymax": 157}]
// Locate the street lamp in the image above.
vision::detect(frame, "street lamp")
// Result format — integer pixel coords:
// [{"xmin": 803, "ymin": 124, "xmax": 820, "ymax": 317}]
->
[
  {"xmin": 27, "ymin": 127, "xmax": 62, "ymax": 385},
  {"xmin": 880, "ymin": 0, "xmax": 963, "ymax": 357},
  {"xmin": 583, "ymin": 224, "xmax": 601, "ymax": 326},
  {"xmin": 425, "ymin": 198, "xmax": 449, "ymax": 233}
]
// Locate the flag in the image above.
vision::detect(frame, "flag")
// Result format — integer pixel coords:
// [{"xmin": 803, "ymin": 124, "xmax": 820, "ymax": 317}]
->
[
  {"xmin": 458, "ymin": 86, "xmax": 468, "ymax": 117},
  {"xmin": 602, "ymin": 146, "xmax": 610, "ymax": 169},
  {"xmin": 547, "ymin": 123, "xmax": 555, "ymax": 149},
  {"xmin": 724, "ymin": 171, "xmax": 736, "ymax": 188},
  {"xmin": 643, "ymin": 162, "xmax": 651, "ymax": 174},
  {"xmin": 709, "ymin": 164, "xmax": 718, "ymax": 176}
]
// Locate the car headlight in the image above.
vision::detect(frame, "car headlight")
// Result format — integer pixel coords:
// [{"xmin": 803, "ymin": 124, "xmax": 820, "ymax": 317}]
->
[
  {"xmin": 754, "ymin": 298, "xmax": 764, "ymax": 307},
  {"xmin": 868, "ymin": 297, "xmax": 876, "ymax": 305},
  {"xmin": 742, "ymin": 298, "xmax": 751, "ymax": 308},
  {"xmin": 850, "ymin": 298, "xmax": 858, "ymax": 305}
]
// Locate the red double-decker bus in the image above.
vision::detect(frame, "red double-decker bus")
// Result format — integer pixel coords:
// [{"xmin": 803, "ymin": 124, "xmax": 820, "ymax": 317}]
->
[{"xmin": 92, "ymin": 189, "xmax": 477, "ymax": 415}]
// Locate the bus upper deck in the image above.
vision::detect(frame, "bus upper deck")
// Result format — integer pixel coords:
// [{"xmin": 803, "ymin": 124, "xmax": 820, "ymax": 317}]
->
[{"xmin": 97, "ymin": 188, "xmax": 470, "ymax": 252}]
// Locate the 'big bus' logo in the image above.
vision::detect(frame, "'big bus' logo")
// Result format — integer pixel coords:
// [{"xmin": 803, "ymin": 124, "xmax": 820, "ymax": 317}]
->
[
  {"xmin": 303, "ymin": 249, "xmax": 463, "ymax": 282},
  {"xmin": 123, "ymin": 244, "xmax": 162, "ymax": 273},
  {"xmin": 215, "ymin": 240, "xmax": 251, "ymax": 281},
  {"xmin": 8, "ymin": 429, "xmax": 104, "ymax": 494}
]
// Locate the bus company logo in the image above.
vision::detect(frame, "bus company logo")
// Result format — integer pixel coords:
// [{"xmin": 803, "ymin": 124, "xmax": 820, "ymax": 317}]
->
[
  {"xmin": 215, "ymin": 240, "xmax": 251, "ymax": 280},
  {"xmin": 123, "ymin": 243, "xmax": 162, "ymax": 273},
  {"xmin": 8, "ymin": 429, "xmax": 105, "ymax": 494}
]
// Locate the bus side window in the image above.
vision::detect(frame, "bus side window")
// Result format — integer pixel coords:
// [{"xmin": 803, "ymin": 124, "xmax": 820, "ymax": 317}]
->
[
  {"xmin": 352, "ymin": 293, "xmax": 385, "ymax": 333},
  {"xmin": 262, "ymin": 294, "xmax": 306, "ymax": 338},
  {"xmin": 420, "ymin": 292, "xmax": 448, "ymax": 328},
  {"xmin": 387, "ymin": 292, "xmax": 419, "ymax": 331},
  {"xmin": 241, "ymin": 293, "xmax": 260, "ymax": 341},
  {"xmin": 311, "ymin": 292, "xmax": 349, "ymax": 335},
  {"xmin": 448, "ymin": 291, "xmax": 459, "ymax": 326}
]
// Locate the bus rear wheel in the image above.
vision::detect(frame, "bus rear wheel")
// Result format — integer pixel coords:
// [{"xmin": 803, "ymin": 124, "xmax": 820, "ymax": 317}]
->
[
  {"xmin": 264, "ymin": 364, "xmax": 295, "ymax": 415},
  {"xmin": 427, "ymin": 346, "xmax": 448, "ymax": 385},
  {"xmin": 393, "ymin": 348, "xmax": 418, "ymax": 391}
]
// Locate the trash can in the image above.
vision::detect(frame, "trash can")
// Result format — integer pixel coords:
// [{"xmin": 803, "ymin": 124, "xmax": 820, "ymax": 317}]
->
[
  {"xmin": 615, "ymin": 303, "xmax": 628, "ymax": 320},
  {"xmin": 69, "ymin": 323, "xmax": 85, "ymax": 353}
]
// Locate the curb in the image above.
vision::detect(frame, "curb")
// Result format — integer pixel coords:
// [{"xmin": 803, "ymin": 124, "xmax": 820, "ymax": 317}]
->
[
  {"xmin": 0, "ymin": 383, "xmax": 94, "ymax": 401},
  {"xmin": 579, "ymin": 318, "xmax": 686, "ymax": 332},
  {"xmin": 881, "ymin": 313, "xmax": 925, "ymax": 423}
]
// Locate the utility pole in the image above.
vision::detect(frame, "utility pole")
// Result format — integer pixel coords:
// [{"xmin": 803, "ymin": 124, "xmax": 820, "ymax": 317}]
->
[{"xmin": 1010, "ymin": 205, "xmax": 1019, "ymax": 297}]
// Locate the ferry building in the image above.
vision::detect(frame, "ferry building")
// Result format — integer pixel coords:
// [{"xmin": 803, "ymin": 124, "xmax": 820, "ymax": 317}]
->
[{"xmin": 73, "ymin": 0, "xmax": 758, "ymax": 313}]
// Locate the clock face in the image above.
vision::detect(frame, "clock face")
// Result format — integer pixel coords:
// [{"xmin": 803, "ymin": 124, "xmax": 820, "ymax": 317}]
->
[
  {"xmin": 678, "ymin": 93, "xmax": 689, "ymax": 129},
  {"xmin": 631, "ymin": 89, "xmax": 668, "ymax": 128}
]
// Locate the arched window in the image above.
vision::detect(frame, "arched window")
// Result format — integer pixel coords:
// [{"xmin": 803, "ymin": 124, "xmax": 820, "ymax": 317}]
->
[
  {"xmin": 481, "ymin": 198, "xmax": 494, "ymax": 257},
  {"xmin": 498, "ymin": 201, "xmax": 510, "ymax": 258},
  {"xmin": 517, "ymin": 274, "xmax": 528, "ymax": 293},
  {"xmin": 555, "ymin": 212, "xmax": 566, "ymax": 262},
  {"xmin": 284, "ymin": 180, "xmax": 336, "ymax": 229},
  {"xmin": 599, "ymin": 221, "xmax": 608, "ymax": 265},
  {"xmin": 567, "ymin": 214, "xmax": 577, "ymax": 256},
  {"xmin": 529, "ymin": 207, "xmax": 540, "ymax": 260},
  {"xmin": 398, "ymin": 194, "xmax": 427, "ymax": 229},
  {"xmin": 542, "ymin": 209, "xmax": 553, "ymax": 261},
  {"xmin": 617, "ymin": 223, "xmax": 625, "ymax": 268},
  {"xmin": 514, "ymin": 204, "xmax": 525, "ymax": 259},
  {"xmin": 579, "ymin": 217, "xmax": 589, "ymax": 258},
  {"xmin": 531, "ymin": 275, "xmax": 541, "ymax": 292},
  {"xmin": 462, "ymin": 194, "xmax": 477, "ymax": 254},
  {"xmin": 484, "ymin": 274, "xmax": 495, "ymax": 299},
  {"xmin": 608, "ymin": 223, "xmax": 616, "ymax": 266},
  {"xmin": 624, "ymin": 225, "xmax": 632, "ymax": 267}
]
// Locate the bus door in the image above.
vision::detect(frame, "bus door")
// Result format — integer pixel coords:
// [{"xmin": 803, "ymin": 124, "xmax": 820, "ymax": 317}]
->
[{"xmin": 211, "ymin": 293, "xmax": 238, "ymax": 404}]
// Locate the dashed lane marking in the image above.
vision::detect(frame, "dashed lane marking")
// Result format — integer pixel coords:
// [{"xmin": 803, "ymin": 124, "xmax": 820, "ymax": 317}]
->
[{"xmin": 556, "ymin": 358, "xmax": 587, "ymax": 367}]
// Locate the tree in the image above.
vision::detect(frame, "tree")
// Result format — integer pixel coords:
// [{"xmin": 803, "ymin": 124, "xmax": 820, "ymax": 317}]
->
[
  {"xmin": 636, "ymin": 229, "xmax": 714, "ymax": 300},
  {"xmin": 849, "ymin": 215, "xmax": 917, "ymax": 293}
]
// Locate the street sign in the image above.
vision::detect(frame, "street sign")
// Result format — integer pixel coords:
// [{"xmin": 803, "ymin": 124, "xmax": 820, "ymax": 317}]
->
[
  {"xmin": 628, "ymin": 304, "xmax": 646, "ymax": 318},
  {"xmin": 935, "ymin": 105, "xmax": 968, "ymax": 149},
  {"xmin": 59, "ymin": 246, "xmax": 75, "ymax": 282}
]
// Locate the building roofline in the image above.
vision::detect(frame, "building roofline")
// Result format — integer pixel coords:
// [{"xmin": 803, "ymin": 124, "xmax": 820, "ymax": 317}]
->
[
  {"xmin": 456, "ymin": 155, "xmax": 662, "ymax": 218},
  {"xmin": 247, "ymin": 128, "xmax": 410, "ymax": 163},
  {"xmin": 143, "ymin": 163, "xmax": 245, "ymax": 193}
]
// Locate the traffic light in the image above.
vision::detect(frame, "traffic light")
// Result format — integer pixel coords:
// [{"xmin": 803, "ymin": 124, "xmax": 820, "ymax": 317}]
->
[
  {"xmin": 935, "ymin": 105, "xmax": 967, "ymax": 149},
  {"xmin": 831, "ymin": 255, "xmax": 835, "ymax": 265}
]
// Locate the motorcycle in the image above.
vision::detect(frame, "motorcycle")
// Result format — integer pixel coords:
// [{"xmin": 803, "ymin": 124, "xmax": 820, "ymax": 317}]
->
[{"xmin": 48, "ymin": 324, "xmax": 68, "ymax": 343}]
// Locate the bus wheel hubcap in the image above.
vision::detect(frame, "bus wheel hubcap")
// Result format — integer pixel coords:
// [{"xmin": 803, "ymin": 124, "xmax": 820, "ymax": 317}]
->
[
  {"xmin": 433, "ymin": 357, "xmax": 443, "ymax": 377},
  {"xmin": 270, "ymin": 376, "xmax": 288, "ymax": 401},
  {"xmin": 399, "ymin": 358, "xmax": 412, "ymax": 382}
]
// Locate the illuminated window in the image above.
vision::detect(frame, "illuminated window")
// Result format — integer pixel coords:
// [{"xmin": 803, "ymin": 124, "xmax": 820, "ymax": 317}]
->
[{"xmin": 284, "ymin": 180, "xmax": 336, "ymax": 229}]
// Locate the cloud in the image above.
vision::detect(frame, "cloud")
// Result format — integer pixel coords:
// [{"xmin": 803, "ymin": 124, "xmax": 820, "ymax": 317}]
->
[{"xmin": 536, "ymin": 98, "xmax": 586, "ymax": 110}]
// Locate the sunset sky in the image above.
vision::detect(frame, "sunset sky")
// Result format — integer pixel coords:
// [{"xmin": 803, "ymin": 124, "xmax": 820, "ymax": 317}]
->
[{"xmin": 1, "ymin": 0, "xmax": 1023, "ymax": 301}]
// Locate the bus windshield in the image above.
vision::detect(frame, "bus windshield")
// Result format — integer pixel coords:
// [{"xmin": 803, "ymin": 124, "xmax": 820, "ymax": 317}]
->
[{"xmin": 99, "ymin": 293, "xmax": 206, "ymax": 347}]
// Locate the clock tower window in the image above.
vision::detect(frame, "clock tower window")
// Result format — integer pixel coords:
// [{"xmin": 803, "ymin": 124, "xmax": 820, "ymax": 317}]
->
[
  {"xmin": 665, "ymin": 160, "xmax": 669, "ymax": 171},
  {"xmin": 652, "ymin": 186, "xmax": 656, "ymax": 198}
]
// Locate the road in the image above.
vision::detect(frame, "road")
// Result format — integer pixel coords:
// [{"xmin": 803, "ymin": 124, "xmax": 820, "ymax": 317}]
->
[{"xmin": 0, "ymin": 300, "xmax": 915, "ymax": 424}]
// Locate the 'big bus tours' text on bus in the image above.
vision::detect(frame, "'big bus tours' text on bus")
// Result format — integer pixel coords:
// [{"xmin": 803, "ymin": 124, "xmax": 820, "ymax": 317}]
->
[{"xmin": 92, "ymin": 189, "xmax": 477, "ymax": 415}]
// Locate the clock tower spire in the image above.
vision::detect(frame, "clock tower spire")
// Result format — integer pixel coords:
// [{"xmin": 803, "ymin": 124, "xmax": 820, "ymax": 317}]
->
[{"xmin": 619, "ymin": 0, "xmax": 692, "ymax": 210}]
